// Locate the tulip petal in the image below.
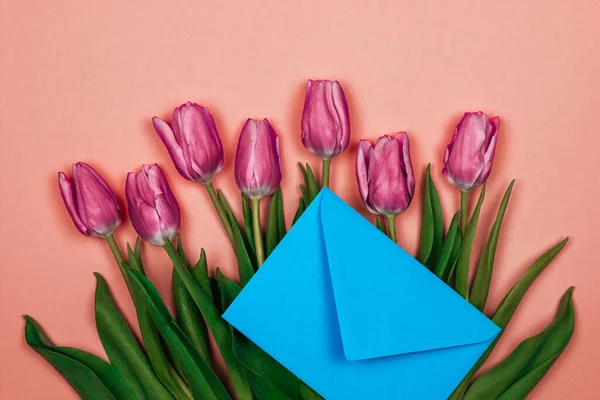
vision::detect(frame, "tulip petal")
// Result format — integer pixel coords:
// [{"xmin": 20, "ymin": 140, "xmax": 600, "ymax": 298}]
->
[
  {"xmin": 332, "ymin": 81, "xmax": 350, "ymax": 153},
  {"xmin": 400, "ymin": 132, "xmax": 415, "ymax": 198},
  {"xmin": 185, "ymin": 105, "xmax": 224, "ymax": 182},
  {"xmin": 148, "ymin": 164, "xmax": 180, "ymax": 241},
  {"xmin": 153, "ymin": 116, "xmax": 192, "ymax": 180},
  {"xmin": 356, "ymin": 140, "xmax": 373, "ymax": 210},
  {"xmin": 58, "ymin": 172, "xmax": 89, "ymax": 235}
]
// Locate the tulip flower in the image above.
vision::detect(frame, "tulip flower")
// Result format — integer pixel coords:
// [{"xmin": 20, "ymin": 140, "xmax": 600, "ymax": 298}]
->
[
  {"xmin": 301, "ymin": 79, "xmax": 350, "ymax": 187},
  {"xmin": 152, "ymin": 103, "xmax": 234, "ymax": 244},
  {"xmin": 126, "ymin": 164, "xmax": 180, "ymax": 246},
  {"xmin": 442, "ymin": 111, "xmax": 499, "ymax": 232},
  {"xmin": 152, "ymin": 103, "xmax": 224, "ymax": 184},
  {"xmin": 58, "ymin": 162, "xmax": 121, "ymax": 238},
  {"xmin": 356, "ymin": 133, "xmax": 415, "ymax": 242},
  {"xmin": 235, "ymin": 118, "xmax": 282, "ymax": 266}
]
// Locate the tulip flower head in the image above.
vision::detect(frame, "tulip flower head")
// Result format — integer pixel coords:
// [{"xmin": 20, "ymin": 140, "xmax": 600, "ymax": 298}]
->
[
  {"xmin": 234, "ymin": 118, "xmax": 282, "ymax": 199},
  {"xmin": 443, "ymin": 112, "xmax": 500, "ymax": 192},
  {"xmin": 126, "ymin": 164, "xmax": 180, "ymax": 246},
  {"xmin": 58, "ymin": 162, "xmax": 122, "ymax": 238},
  {"xmin": 152, "ymin": 102, "xmax": 224, "ymax": 184},
  {"xmin": 301, "ymin": 79, "xmax": 350, "ymax": 160},
  {"xmin": 356, "ymin": 133, "xmax": 415, "ymax": 217}
]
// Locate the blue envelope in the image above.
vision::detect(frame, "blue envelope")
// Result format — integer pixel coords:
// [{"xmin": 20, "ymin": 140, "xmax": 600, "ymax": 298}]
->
[{"xmin": 223, "ymin": 188, "xmax": 501, "ymax": 399}]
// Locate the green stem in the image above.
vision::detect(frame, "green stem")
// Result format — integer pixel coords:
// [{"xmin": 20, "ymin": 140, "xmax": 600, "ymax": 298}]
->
[
  {"xmin": 105, "ymin": 234, "xmax": 124, "ymax": 266},
  {"xmin": 460, "ymin": 190, "xmax": 469, "ymax": 234},
  {"xmin": 251, "ymin": 197, "xmax": 265, "ymax": 266},
  {"xmin": 204, "ymin": 182, "xmax": 235, "ymax": 243},
  {"xmin": 321, "ymin": 158, "xmax": 332, "ymax": 188},
  {"xmin": 386, "ymin": 215, "xmax": 397, "ymax": 242}
]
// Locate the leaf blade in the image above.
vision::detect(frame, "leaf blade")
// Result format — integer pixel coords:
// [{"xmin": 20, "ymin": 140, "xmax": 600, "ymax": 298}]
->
[
  {"xmin": 470, "ymin": 180, "xmax": 515, "ymax": 311},
  {"xmin": 95, "ymin": 273, "xmax": 173, "ymax": 400},
  {"xmin": 417, "ymin": 164, "xmax": 443, "ymax": 269},
  {"xmin": 447, "ymin": 237, "xmax": 569, "ymax": 400},
  {"xmin": 123, "ymin": 267, "xmax": 231, "ymax": 400},
  {"xmin": 24, "ymin": 316, "xmax": 134, "ymax": 400},
  {"xmin": 455, "ymin": 184, "xmax": 486, "ymax": 298}
]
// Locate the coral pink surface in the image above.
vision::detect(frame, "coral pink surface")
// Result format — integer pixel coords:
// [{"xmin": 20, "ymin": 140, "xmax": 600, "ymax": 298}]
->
[{"xmin": 1, "ymin": 1, "xmax": 599, "ymax": 398}]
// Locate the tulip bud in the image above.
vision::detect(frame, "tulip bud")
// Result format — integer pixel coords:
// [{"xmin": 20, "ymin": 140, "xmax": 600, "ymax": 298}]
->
[
  {"xmin": 58, "ymin": 163, "xmax": 122, "ymax": 237},
  {"xmin": 356, "ymin": 133, "xmax": 415, "ymax": 217},
  {"xmin": 58, "ymin": 162, "xmax": 121, "ymax": 237},
  {"xmin": 442, "ymin": 112, "xmax": 500, "ymax": 192},
  {"xmin": 126, "ymin": 164, "xmax": 180, "ymax": 246},
  {"xmin": 152, "ymin": 102, "xmax": 224, "ymax": 184},
  {"xmin": 301, "ymin": 79, "xmax": 350, "ymax": 160},
  {"xmin": 234, "ymin": 118, "xmax": 282, "ymax": 199}
]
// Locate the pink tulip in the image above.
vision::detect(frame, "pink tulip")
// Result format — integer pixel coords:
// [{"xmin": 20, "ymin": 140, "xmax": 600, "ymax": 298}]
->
[
  {"xmin": 356, "ymin": 133, "xmax": 415, "ymax": 216},
  {"xmin": 152, "ymin": 102, "xmax": 224, "ymax": 184},
  {"xmin": 126, "ymin": 164, "xmax": 180, "ymax": 246},
  {"xmin": 443, "ymin": 112, "xmax": 500, "ymax": 192},
  {"xmin": 58, "ymin": 162, "xmax": 121, "ymax": 237},
  {"xmin": 234, "ymin": 118, "xmax": 282, "ymax": 199},
  {"xmin": 301, "ymin": 79, "xmax": 350, "ymax": 160}
]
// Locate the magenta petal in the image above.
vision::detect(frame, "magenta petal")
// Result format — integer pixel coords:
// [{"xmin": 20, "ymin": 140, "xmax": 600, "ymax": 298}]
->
[
  {"xmin": 58, "ymin": 172, "xmax": 89, "ymax": 235},
  {"xmin": 356, "ymin": 140, "xmax": 373, "ymax": 208},
  {"xmin": 153, "ymin": 116, "xmax": 191, "ymax": 180}
]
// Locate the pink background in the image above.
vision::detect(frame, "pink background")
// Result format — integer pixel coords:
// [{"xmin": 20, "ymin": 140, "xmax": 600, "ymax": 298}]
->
[{"xmin": 1, "ymin": 1, "xmax": 599, "ymax": 398}]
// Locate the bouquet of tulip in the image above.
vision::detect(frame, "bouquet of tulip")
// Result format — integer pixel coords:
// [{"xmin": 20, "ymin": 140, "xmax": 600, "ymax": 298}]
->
[{"xmin": 24, "ymin": 80, "xmax": 575, "ymax": 400}]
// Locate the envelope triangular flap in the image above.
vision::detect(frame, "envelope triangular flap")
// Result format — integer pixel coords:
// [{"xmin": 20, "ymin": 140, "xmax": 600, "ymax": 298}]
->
[{"xmin": 319, "ymin": 188, "xmax": 500, "ymax": 361}]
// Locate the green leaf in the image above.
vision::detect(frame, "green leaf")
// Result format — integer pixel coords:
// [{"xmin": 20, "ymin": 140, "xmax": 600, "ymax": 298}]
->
[
  {"xmin": 115, "ymin": 262, "xmax": 187, "ymax": 400},
  {"xmin": 299, "ymin": 380, "xmax": 324, "ymax": 400},
  {"xmin": 465, "ymin": 287, "xmax": 575, "ymax": 400},
  {"xmin": 24, "ymin": 316, "xmax": 136, "ymax": 400},
  {"xmin": 447, "ymin": 237, "xmax": 569, "ymax": 400},
  {"xmin": 417, "ymin": 164, "xmax": 443, "ymax": 269},
  {"xmin": 298, "ymin": 164, "xmax": 309, "ymax": 195},
  {"xmin": 266, "ymin": 187, "xmax": 286, "ymax": 257},
  {"xmin": 127, "ymin": 237, "xmax": 144, "ymax": 273},
  {"xmin": 191, "ymin": 249, "xmax": 213, "ymax": 303},
  {"xmin": 433, "ymin": 211, "xmax": 462, "ymax": 283},
  {"xmin": 218, "ymin": 189, "xmax": 256, "ymax": 283},
  {"xmin": 470, "ymin": 180, "xmax": 515, "ymax": 311},
  {"xmin": 216, "ymin": 269, "xmax": 300, "ymax": 400},
  {"xmin": 123, "ymin": 267, "xmax": 230, "ymax": 400},
  {"xmin": 242, "ymin": 194, "xmax": 256, "ymax": 252},
  {"xmin": 172, "ymin": 268, "xmax": 210, "ymax": 363},
  {"xmin": 95, "ymin": 273, "xmax": 174, "ymax": 400},
  {"xmin": 455, "ymin": 184, "xmax": 486, "ymax": 298},
  {"xmin": 266, "ymin": 188, "xmax": 280, "ymax": 256},
  {"xmin": 276, "ymin": 190, "xmax": 286, "ymax": 242},
  {"xmin": 300, "ymin": 184, "xmax": 310, "ymax": 206},
  {"xmin": 305, "ymin": 163, "xmax": 320, "ymax": 201},
  {"xmin": 172, "ymin": 238, "xmax": 210, "ymax": 363},
  {"xmin": 225, "ymin": 203, "xmax": 255, "ymax": 287},
  {"xmin": 376, "ymin": 216, "xmax": 386, "ymax": 234},
  {"xmin": 164, "ymin": 241, "xmax": 253, "ymax": 400},
  {"xmin": 492, "ymin": 237, "xmax": 569, "ymax": 328},
  {"xmin": 293, "ymin": 198, "xmax": 305, "ymax": 226},
  {"xmin": 497, "ymin": 288, "xmax": 575, "ymax": 399}
]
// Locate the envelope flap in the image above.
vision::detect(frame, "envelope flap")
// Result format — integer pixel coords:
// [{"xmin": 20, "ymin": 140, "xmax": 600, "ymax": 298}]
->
[{"xmin": 319, "ymin": 188, "xmax": 500, "ymax": 361}]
